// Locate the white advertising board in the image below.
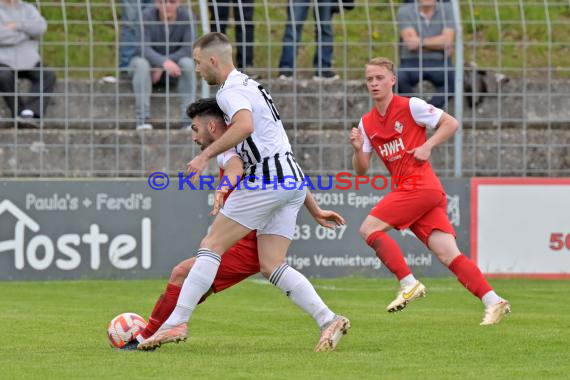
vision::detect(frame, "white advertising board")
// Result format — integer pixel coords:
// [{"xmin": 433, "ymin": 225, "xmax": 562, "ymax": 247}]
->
[{"xmin": 472, "ymin": 178, "xmax": 570, "ymax": 278}]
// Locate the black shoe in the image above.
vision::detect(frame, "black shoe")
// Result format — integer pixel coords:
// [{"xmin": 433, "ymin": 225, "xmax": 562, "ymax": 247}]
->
[
  {"xmin": 313, "ymin": 71, "xmax": 340, "ymax": 81},
  {"xmin": 119, "ymin": 339, "xmax": 139, "ymax": 351}
]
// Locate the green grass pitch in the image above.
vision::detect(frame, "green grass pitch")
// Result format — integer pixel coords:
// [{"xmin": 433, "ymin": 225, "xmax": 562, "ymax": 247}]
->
[{"xmin": 0, "ymin": 278, "xmax": 568, "ymax": 379}]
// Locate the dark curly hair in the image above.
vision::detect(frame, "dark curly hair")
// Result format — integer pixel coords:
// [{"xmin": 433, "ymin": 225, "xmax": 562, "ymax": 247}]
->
[{"xmin": 186, "ymin": 97, "xmax": 225, "ymax": 120}]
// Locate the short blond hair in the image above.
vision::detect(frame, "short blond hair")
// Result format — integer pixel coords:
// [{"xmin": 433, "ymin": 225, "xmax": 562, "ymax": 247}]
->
[{"xmin": 366, "ymin": 57, "xmax": 395, "ymax": 74}]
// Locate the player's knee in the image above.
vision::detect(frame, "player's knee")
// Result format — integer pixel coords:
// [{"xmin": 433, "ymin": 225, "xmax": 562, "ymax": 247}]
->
[
  {"xmin": 359, "ymin": 222, "xmax": 374, "ymax": 241},
  {"xmin": 440, "ymin": 253, "xmax": 460, "ymax": 267},
  {"xmin": 359, "ymin": 226, "xmax": 369, "ymax": 241},
  {"xmin": 428, "ymin": 232, "xmax": 460, "ymax": 266},
  {"xmin": 199, "ymin": 236, "xmax": 213, "ymax": 250},
  {"xmin": 433, "ymin": 249, "xmax": 460, "ymax": 267},
  {"xmin": 259, "ymin": 261, "xmax": 281, "ymax": 279},
  {"xmin": 259, "ymin": 262, "xmax": 273, "ymax": 279},
  {"xmin": 199, "ymin": 236, "xmax": 226, "ymax": 255},
  {"xmin": 169, "ymin": 261, "xmax": 192, "ymax": 284}
]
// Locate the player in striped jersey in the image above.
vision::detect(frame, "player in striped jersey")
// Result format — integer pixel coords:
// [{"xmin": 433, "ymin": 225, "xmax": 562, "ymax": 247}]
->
[{"xmin": 139, "ymin": 95, "xmax": 349, "ymax": 351}]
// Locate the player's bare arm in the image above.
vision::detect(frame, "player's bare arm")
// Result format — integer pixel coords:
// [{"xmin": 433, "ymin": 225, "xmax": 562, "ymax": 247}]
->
[
  {"xmin": 350, "ymin": 127, "xmax": 372, "ymax": 175},
  {"xmin": 211, "ymin": 156, "xmax": 244, "ymax": 216},
  {"xmin": 187, "ymin": 110, "xmax": 254, "ymax": 180},
  {"xmin": 408, "ymin": 112, "xmax": 460, "ymax": 162},
  {"xmin": 304, "ymin": 191, "xmax": 346, "ymax": 229}
]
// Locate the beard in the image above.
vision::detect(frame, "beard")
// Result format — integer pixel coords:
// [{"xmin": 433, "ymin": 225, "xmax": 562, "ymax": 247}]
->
[
  {"xmin": 205, "ymin": 75, "xmax": 218, "ymax": 85},
  {"xmin": 201, "ymin": 68, "xmax": 218, "ymax": 85},
  {"xmin": 198, "ymin": 136, "xmax": 214, "ymax": 150}
]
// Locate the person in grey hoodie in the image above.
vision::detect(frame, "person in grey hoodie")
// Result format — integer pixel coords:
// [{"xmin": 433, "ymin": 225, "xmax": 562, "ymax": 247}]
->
[{"xmin": 0, "ymin": 0, "xmax": 56, "ymax": 127}]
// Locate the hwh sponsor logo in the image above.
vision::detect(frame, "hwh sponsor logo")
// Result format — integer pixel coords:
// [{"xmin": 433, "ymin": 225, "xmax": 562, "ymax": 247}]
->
[{"xmin": 378, "ymin": 137, "xmax": 405, "ymax": 158}]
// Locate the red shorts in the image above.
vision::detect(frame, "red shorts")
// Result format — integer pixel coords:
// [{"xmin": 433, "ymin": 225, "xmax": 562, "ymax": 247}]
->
[
  {"xmin": 369, "ymin": 189, "xmax": 456, "ymax": 246},
  {"xmin": 211, "ymin": 240, "xmax": 260, "ymax": 293}
]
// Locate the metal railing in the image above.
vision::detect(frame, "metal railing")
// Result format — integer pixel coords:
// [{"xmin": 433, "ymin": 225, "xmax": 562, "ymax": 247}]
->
[{"xmin": 0, "ymin": 0, "xmax": 567, "ymax": 177}]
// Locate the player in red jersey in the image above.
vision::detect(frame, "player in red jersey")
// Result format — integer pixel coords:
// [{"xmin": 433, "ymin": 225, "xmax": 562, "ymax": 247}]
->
[
  {"xmin": 119, "ymin": 99, "xmax": 258, "ymax": 350},
  {"xmin": 350, "ymin": 57, "xmax": 510, "ymax": 325},
  {"xmin": 120, "ymin": 98, "xmax": 346, "ymax": 350}
]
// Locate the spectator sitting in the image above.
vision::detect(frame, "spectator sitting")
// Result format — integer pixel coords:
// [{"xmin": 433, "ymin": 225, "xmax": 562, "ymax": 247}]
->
[
  {"xmin": 0, "ymin": 0, "xmax": 56, "ymax": 128},
  {"xmin": 396, "ymin": 0, "xmax": 455, "ymax": 109},
  {"xmin": 129, "ymin": 0, "xmax": 197, "ymax": 131},
  {"xmin": 210, "ymin": 0, "xmax": 257, "ymax": 78},
  {"xmin": 278, "ymin": 0, "xmax": 338, "ymax": 81},
  {"xmin": 119, "ymin": 0, "xmax": 153, "ymax": 77}
]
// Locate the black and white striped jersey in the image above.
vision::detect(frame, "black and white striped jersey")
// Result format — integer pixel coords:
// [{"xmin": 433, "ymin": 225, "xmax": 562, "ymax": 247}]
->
[{"xmin": 216, "ymin": 69, "xmax": 304, "ymax": 184}]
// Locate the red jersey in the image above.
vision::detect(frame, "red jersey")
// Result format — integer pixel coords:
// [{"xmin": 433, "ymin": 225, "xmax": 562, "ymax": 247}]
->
[
  {"xmin": 360, "ymin": 95, "xmax": 445, "ymax": 191},
  {"xmin": 218, "ymin": 166, "xmax": 257, "ymax": 249}
]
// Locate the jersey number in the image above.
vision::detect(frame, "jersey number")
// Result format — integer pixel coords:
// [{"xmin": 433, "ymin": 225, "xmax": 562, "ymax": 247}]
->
[{"xmin": 258, "ymin": 85, "xmax": 281, "ymax": 121}]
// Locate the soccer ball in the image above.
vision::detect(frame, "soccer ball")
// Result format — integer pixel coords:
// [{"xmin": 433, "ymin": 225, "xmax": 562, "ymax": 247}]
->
[{"xmin": 107, "ymin": 312, "xmax": 147, "ymax": 348}]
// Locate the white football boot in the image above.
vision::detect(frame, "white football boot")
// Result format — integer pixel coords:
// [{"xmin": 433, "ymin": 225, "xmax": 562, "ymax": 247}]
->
[
  {"xmin": 314, "ymin": 315, "xmax": 351, "ymax": 352},
  {"xmin": 480, "ymin": 299, "xmax": 511, "ymax": 325},
  {"xmin": 386, "ymin": 281, "xmax": 427, "ymax": 313}
]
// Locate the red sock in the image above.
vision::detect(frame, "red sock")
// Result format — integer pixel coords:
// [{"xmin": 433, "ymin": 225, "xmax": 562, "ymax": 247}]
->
[
  {"xmin": 448, "ymin": 254, "xmax": 492, "ymax": 299},
  {"xmin": 366, "ymin": 231, "xmax": 411, "ymax": 280},
  {"xmin": 140, "ymin": 283, "xmax": 181, "ymax": 339}
]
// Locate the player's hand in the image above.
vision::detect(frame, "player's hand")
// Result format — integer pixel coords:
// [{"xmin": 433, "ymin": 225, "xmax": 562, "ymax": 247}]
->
[
  {"xmin": 350, "ymin": 127, "xmax": 364, "ymax": 151},
  {"xmin": 407, "ymin": 144, "xmax": 432, "ymax": 162},
  {"xmin": 210, "ymin": 188, "xmax": 228, "ymax": 216},
  {"xmin": 313, "ymin": 209, "xmax": 346, "ymax": 229},
  {"xmin": 163, "ymin": 59, "xmax": 181, "ymax": 77},
  {"xmin": 186, "ymin": 153, "xmax": 208, "ymax": 183}
]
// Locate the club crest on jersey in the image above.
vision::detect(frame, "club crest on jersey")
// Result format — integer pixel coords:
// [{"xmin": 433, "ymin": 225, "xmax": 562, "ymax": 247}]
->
[{"xmin": 394, "ymin": 121, "xmax": 403, "ymax": 134}]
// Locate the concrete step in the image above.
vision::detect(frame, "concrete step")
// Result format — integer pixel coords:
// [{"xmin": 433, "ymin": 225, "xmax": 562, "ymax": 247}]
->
[
  {"xmin": 2, "ymin": 77, "xmax": 569, "ymax": 130},
  {"xmin": 1, "ymin": 128, "xmax": 568, "ymax": 177}
]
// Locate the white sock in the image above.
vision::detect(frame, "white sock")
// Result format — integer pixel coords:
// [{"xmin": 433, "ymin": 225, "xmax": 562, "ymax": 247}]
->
[
  {"xmin": 399, "ymin": 274, "xmax": 417, "ymax": 288},
  {"xmin": 135, "ymin": 334, "xmax": 145, "ymax": 343},
  {"xmin": 164, "ymin": 249, "xmax": 221, "ymax": 326},
  {"xmin": 269, "ymin": 264, "xmax": 335, "ymax": 329},
  {"xmin": 21, "ymin": 109, "xmax": 34, "ymax": 117},
  {"xmin": 481, "ymin": 290, "xmax": 502, "ymax": 308}
]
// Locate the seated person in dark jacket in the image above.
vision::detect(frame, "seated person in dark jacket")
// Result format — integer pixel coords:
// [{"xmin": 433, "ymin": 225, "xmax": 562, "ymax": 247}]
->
[
  {"xmin": 396, "ymin": 0, "xmax": 455, "ymax": 108},
  {"xmin": 129, "ymin": 0, "xmax": 197, "ymax": 130},
  {"xmin": 0, "ymin": 0, "xmax": 56, "ymax": 128}
]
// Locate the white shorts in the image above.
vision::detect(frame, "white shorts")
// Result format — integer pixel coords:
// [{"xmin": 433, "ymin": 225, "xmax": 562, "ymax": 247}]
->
[{"xmin": 220, "ymin": 185, "xmax": 307, "ymax": 240}]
